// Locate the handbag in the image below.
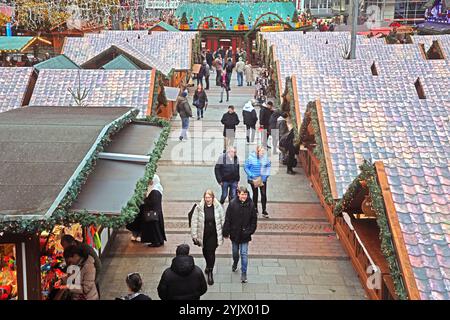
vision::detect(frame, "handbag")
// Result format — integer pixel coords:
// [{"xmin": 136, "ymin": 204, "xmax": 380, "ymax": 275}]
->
[
  {"xmin": 143, "ymin": 210, "xmax": 159, "ymax": 222},
  {"xmin": 252, "ymin": 176, "xmax": 264, "ymax": 188},
  {"xmin": 193, "ymin": 99, "xmax": 200, "ymax": 107}
]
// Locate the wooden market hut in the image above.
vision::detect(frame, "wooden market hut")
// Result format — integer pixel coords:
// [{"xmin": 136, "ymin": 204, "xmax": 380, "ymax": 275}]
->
[
  {"xmin": 0, "ymin": 36, "xmax": 53, "ymax": 66},
  {"xmin": 0, "ymin": 106, "xmax": 168, "ymax": 300},
  {"xmin": 296, "ymin": 98, "xmax": 449, "ymax": 300}
]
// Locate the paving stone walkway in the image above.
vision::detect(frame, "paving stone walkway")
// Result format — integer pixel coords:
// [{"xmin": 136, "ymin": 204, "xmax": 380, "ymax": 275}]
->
[{"xmin": 99, "ymin": 72, "xmax": 367, "ymax": 300}]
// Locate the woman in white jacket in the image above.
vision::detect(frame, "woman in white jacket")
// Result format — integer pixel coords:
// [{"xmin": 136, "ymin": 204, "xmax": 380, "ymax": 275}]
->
[{"xmin": 191, "ymin": 190, "xmax": 225, "ymax": 286}]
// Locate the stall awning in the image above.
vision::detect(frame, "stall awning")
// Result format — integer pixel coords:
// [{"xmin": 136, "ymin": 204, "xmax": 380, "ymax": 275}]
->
[
  {"xmin": 0, "ymin": 36, "xmax": 52, "ymax": 53},
  {"xmin": 150, "ymin": 21, "xmax": 180, "ymax": 32},
  {"xmin": 101, "ymin": 54, "xmax": 140, "ymax": 70}
]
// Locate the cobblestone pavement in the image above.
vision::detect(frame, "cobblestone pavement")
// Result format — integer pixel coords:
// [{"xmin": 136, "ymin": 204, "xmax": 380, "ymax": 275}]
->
[{"xmin": 99, "ymin": 74, "xmax": 367, "ymax": 300}]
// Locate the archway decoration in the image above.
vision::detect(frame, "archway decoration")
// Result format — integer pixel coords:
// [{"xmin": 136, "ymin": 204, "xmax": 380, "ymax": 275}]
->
[
  {"xmin": 197, "ymin": 16, "xmax": 226, "ymax": 30},
  {"xmin": 253, "ymin": 12, "xmax": 284, "ymax": 28}
]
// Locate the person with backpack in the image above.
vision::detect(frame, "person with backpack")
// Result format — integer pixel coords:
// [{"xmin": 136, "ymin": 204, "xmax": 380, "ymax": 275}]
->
[
  {"xmin": 242, "ymin": 101, "xmax": 258, "ymax": 144},
  {"xmin": 244, "ymin": 145, "xmax": 271, "ymax": 218},
  {"xmin": 157, "ymin": 244, "xmax": 207, "ymax": 300},
  {"xmin": 222, "ymin": 186, "xmax": 258, "ymax": 283},
  {"xmin": 193, "ymin": 84, "xmax": 208, "ymax": 120},
  {"xmin": 220, "ymin": 105, "xmax": 240, "ymax": 151},
  {"xmin": 214, "ymin": 147, "xmax": 240, "ymax": 204},
  {"xmin": 190, "ymin": 190, "xmax": 225, "ymax": 285}
]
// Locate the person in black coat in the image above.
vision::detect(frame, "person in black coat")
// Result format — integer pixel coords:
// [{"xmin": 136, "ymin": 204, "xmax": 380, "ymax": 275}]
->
[
  {"xmin": 280, "ymin": 128, "xmax": 298, "ymax": 175},
  {"xmin": 197, "ymin": 62, "xmax": 206, "ymax": 87},
  {"xmin": 157, "ymin": 244, "xmax": 207, "ymax": 300},
  {"xmin": 126, "ymin": 175, "xmax": 166, "ymax": 247},
  {"xmin": 223, "ymin": 187, "xmax": 257, "ymax": 283},
  {"xmin": 221, "ymin": 105, "xmax": 240, "ymax": 152},
  {"xmin": 242, "ymin": 101, "xmax": 258, "ymax": 143},
  {"xmin": 193, "ymin": 84, "xmax": 208, "ymax": 120},
  {"xmin": 259, "ymin": 101, "xmax": 274, "ymax": 149},
  {"xmin": 214, "ymin": 147, "xmax": 240, "ymax": 204},
  {"xmin": 206, "ymin": 50, "xmax": 214, "ymax": 69},
  {"xmin": 116, "ymin": 273, "xmax": 152, "ymax": 300},
  {"xmin": 225, "ymin": 58, "xmax": 234, "ymax": 87}
]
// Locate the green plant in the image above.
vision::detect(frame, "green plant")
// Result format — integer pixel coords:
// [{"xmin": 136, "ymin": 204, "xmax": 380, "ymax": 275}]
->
[
  {"xmin": 292, "ymin": 10, "xmax": 299, "ymax": 23},
  {"xmin": 68, "ymin": 70, "xmax": 90, "ymax": 107},
  {"xmin": 237, "ymin": 11, "xmax": 246, "ymax": 25},
  {"xmin": 180, "ymin": 12, "xmax": 188, "ymax": 25}
]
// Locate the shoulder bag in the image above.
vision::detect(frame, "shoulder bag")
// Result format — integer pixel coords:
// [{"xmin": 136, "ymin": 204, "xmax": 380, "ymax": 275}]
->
[{"xmin": 143, "ymin": 210, "xmax": 159, "ymax": 222}]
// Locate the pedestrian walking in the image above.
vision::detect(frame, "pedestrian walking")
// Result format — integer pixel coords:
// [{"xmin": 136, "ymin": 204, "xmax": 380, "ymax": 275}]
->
[
  {"xmin": 223, "ymin": 186, "xmax": 258, "ymax": 283},
  {"xmin": 242, "ymin": 100, "xmax": 257, "ymax": 144},
  {"xmin": 235, "ymin": 57, "xmax": 245, "ymax": 87},
  {"xmin": 225, "ymin": 58, "xmax": 234, "ymax": 88},
  {"xmin": 126, "ymin": 174, "xmax": 166, "ymax": 247},
  {"xmin": 190, "ymin": 190, "xmax": 225, "ymax": 285},
  {"xmin": 269, "ymin": 108, "xmax": 284, "ymax": 154},
  {"xmin": 214, "ymin": 56, "xmax": 223, "ymax": 86},
  {"xmin": 244, "ymin": 146, "xmax": 271, "ymax": 217},
  {"xmin": 221, "ymin": 105, "xmax": 240, "ymax": 151},
  {"xmin": 206, "ymin": 49, "xmax": 214, "ymax": 69},
  {"xmin": 157, "ymin": 244, "xmax": 207, "ymax": 300},
  {"xmin": 277, "ymin": 112, "xmax": 290, "ymax": 163},
  {"xmin": 197, "ymin": 61, "xmax": 206, "ymax": 87},
  {"xmin": 244, "ymin": 62, "xmax": 253, "ymax": 86},
  {"xmin": 259, "ymin": 101, "xmax": 274, "ymax": 148},
  {"xmin": 204, "ymin": 62, "xmax": 210, "ymax": 90},
  {"xmin": 61, "ymin": 235, "xmax": 102, "ymax": 297},
  {"xmin": 219, "ymin": 71, "xmax": 230, "ymax": 103},
  {"xmin": 193, "ymin": 84, "xmax": 208, "ymax": 120},
  {"xmin": 176, "ymin": 91, "xmax": 192, "ymax": 141},
  {"xmin": 214, "ymin": 147, "xmax": 240, "ymax": 204},
  {"xmin": 235, "ymin": 47, "xmax": 241, "ymax": 63},
  {"xmin": 116, "ymin": 273, "xmax": 152, "ymax": 300},
  {"xmin": 62, "ymin": 244, "xmax": 99, "ymax": 300}
]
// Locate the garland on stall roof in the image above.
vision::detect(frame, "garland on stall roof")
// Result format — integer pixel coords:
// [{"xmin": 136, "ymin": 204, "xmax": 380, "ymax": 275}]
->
[
  {"xmin": 297, "ymin": 101, "xmax": 334, "ymax": 205},
  {"xmin": 333, "ymin": 160, "xmax": 408, "ymax": 300},
  {"xmin": 0, "ymin": 113, "xmax": 170, "ymax": 234}
]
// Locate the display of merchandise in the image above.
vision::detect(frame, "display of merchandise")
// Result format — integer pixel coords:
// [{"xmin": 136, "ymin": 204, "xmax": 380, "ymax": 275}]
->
[
  {"xmin": 0, "ymin": 68, "xmax": 33, "ymax": 113},
  {"xmin": 0, "ymin": 244, "xmax": 17, "ymax": 300}
]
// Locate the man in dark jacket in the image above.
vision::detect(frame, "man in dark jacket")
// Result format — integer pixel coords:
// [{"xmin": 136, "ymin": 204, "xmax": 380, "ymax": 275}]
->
[
  {"xmin": 214, "ymin": 147, "xmax": 240, "ymax": 204},
  {"xmin": 280, "ymin": 128, "xmax": 298, "ymax": 175},
  {"xmin": 225, "ymin": 58, "xmax": 234, "ymax": 87},
  {"xmin": 242, "ymin": 101, "xmax": 258, "ymax": 143},
  {"xmin": 197, "ymin": 62, "xmax": 206, "ymax": 87},
  {"xmin": 176, "ymin": 91, "xmax": 192, "ymax": 141},
  {"xmin": 259, "ymin": 101, "xmax": 274, "ymax": 149},
  {"xmin": 221, "ymin": 105, "xmax": 240, "ymax": 152},
  {"xmin": 157, "ymin": 244, "xmax": 207, "ymax": 300},
  {"xmin": 206, "ymin": 50, "xmax": 214, "ymax": 69},
  {"xmin": 223, "ymin": 187, "xmax": 257, "ymax": 283},
  {"xmin": 268, "ymin": 109, "xmax": 283, "ymax": 154}
]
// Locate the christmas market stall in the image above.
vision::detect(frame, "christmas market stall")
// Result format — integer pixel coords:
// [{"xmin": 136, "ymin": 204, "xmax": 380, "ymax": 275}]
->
[
  {"xmin": 0, "ymin": 106, "xmax": 170, "ymax": 300},
  {"xmin": 0, "ymin": 67, "xmax": 35, "ymax": 113},
  {"xmin": 0, "ymin": 36, "xmax": 52, "ymax": 66},
  {"xmin": 28, "ymin": 69, "xmax": 163, "ymax": 117}
]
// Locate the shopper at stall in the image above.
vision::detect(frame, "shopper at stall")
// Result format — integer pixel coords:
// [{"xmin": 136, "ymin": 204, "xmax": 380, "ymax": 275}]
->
[
  {"xmin": 214, "ymin": 147, "xmax": 240, "ymax": 204},
  {"xmin": 242, "ymin": 100, "xmax": 258, "ymax": 144},
  {"xmin": 63, "ymin": 244, "xmax": 99, "ymax": 300},
  {"xmin": 244, "ymin": 62, "xmax": 253, "ymax": 86},
  {"xmin": 176, "ymin": 91, "xmax": 192, "ymax": 141},
  {"xmin": 235, "ymin": 57, "xmax": 245, "ymax": 87},
  {"xmin": 219, "ymin": 71, "xmax": 230, "ymax": 103},
  {"xmin": 280, "ymin": 128, "xmax": 298, "ymax": 175},
  {"xmin": 157, "ymin": 244, "xmax": 207, "ymax": 300},
  {"xmin": 141, "ymin": 175, "xmax": 166, "ymax": 247},
  {"xmin": 116, "ymin": 273, "xmax": 151, "ymax": 300},
  {"xmin": 190, "ymin": 190, "xmax": 225, "ymax": 285},
  {"xmin": 222, "ymin": 186, "xmax": 258, "ymax": 283},
  {"xmin": 221, "ymin": 105, "xmax": 240, "ymax": 151},
  {"xmin": 193, "ymin": 84, "xmax": 208, "ymax": 120},
  {"xmin": 244, "ymin": 146, "xmax": 271, "ymax": 217}
]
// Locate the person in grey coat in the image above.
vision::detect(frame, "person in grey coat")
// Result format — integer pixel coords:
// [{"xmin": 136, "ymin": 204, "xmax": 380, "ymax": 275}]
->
[
  {"xmin": 176, "ymin": 91, "xmax": 192, "ymax": 141},
  {"xmin": 191, "ymin": 190, "xmax": 225, "ymax": 286}
]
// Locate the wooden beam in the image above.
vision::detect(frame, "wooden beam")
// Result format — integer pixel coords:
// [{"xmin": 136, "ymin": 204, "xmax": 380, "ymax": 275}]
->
[
  {"xmin": 291, "ymin": 75, "xmax": 302, "ymax": 133},
  {"xmin": 275, "ymin": 59, "xmax": 283, "ymax": 104},
  {"xmin": 147, "ymin": 68, "xmax": 157, "ymax": 116},
  {"xmin": 315, "ymin": 99, "xmax": 338, "ymax": 200},
  {"xmin": 374, "ymin": 161, "xmax": 421, "ymax": 300}
]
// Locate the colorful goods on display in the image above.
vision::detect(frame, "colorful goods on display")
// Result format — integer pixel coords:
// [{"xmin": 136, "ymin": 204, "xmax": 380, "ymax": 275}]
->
[
  {"xmin": 424, "ymin": 0, "xmax": 450, "ymax": 24},
  {"xmin": 0, "ymin": 67, "xmax": 33, "ymax": 113},
  {"xmin": 0, "ymin": 245, "xmax": 17, "ymax": 300}
]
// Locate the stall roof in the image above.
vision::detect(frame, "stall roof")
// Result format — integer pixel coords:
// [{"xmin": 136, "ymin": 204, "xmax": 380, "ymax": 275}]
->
[
  {"xmin": 0, "ymin": 36, "xmax": 51, "ymax": 53},
  {"xmin": 150, "ymin": 21, "xmax": 180, "ymax": 32},
  {"xmin": 101, "ymin": 54, "xmax": 140, "ymax": 70},
  {"xmin": 0, "ymin": 67, "xmax": 33, "ymax": 113},
  {"xmin": 34, "ymin": 55, "xmax": 80, "ymax": 71},
  {"xmin": 0, "ymin": 107, "xmax": 132, "ymax": 218},
  {"xmin": 29, "ymin": 69, "xmax": 155, "ymax": 117},
  {"xmin": 71, "ymin": 122, "xmax": 162, "ymax": 214}
]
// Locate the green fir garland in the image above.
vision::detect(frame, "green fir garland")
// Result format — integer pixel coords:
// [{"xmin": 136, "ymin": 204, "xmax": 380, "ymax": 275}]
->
[{"xmin": 333, "ymin": 160, "xmax": 408, "ymax": 300}]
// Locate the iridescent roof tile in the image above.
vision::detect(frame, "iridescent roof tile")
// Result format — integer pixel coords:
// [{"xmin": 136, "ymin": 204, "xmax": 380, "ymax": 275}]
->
[{"xmin": 0, "ymin": 67, "xmax": 33, "ymax": 113}]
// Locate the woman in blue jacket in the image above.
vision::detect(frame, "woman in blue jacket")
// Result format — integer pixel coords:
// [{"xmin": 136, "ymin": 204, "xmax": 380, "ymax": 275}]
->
[{"xmin": 244, "ymin": 146, "xmax": 271, "ymax": 218}]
